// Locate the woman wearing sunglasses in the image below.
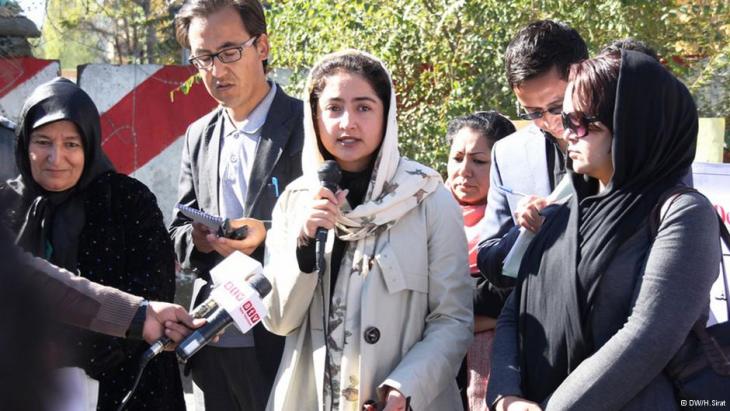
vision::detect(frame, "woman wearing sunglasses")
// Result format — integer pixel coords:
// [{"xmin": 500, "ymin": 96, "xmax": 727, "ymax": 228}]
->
[{"xmin": 487, "ymin": 50, "xmax": 720, "ymax": 410}]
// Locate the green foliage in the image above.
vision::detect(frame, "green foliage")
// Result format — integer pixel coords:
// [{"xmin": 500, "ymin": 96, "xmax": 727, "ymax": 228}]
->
[
  {"xmin": 33, "ymin": 0, "xmax": 105, "ymax": 68},
  {"xmin": 267, "ymin": 0, "xmax": 729, "ymax": 174},
  {"xmin": 35, "ymin": 0, "xmax": 181, "ymax": 67}
]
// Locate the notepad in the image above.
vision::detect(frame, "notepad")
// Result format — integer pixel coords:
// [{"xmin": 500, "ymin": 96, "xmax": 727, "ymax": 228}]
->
[{"xmin": 176, "ymin": 204, "xmax": 224, "ymax": 231}]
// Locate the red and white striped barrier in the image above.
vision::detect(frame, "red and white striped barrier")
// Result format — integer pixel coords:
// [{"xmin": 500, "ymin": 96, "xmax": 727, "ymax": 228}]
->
[
  {"xmin": 0, "ymin": 57, "xmax": 60, "ymax": 120},
  {"xmin": 0, "ymin": 58, "xmax": 218, "ymax": 221},
  {"xmin": 78, "ymin": 64, "xmax": 217, "ymax": 221}
]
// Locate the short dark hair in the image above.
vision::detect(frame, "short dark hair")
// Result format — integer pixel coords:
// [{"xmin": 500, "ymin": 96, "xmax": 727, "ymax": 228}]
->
[
  {"xmin": 445, "ymin": 110, "xmax": 516, "ymax": 149},
  {"xmin": 601, "ymin": 38, "xmax": 659, "ymax": 62},
  {"xmin": 309, "ymin": 51, "xmax": 392, "ymax": 123},
  {"xmin": 504, "ymin": 20, "xmax": 588, "ymax": 89},
  {"xmin": 175, "ymin": 0, "xmax": 267, "ymax": 68},
  {"xmin": 568, "ymin": 50, "xmax": 622, "ymax": 132}
]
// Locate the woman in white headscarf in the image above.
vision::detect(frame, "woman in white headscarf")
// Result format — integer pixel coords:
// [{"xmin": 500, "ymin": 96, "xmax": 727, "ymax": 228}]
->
[{"xmin": 263, "ymin": 50, "xmax": 473, "ymax": 411}]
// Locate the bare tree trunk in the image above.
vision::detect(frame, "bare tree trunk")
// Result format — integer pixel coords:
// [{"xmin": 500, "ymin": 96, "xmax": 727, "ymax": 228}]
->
[
  {"xmin": 114, "ymin": 37, "xmax": 123, "ymax": 65},
  {"xmin": 139, "ymin": 0, "xmax": 156, "ymax": 64},
  {"xmin": 132, "ymin": 22, "xmax": 139, "ymax": 63},
  {"xmin": 123, "ymin": 15, "xmax": 133, "ymax": 64}
]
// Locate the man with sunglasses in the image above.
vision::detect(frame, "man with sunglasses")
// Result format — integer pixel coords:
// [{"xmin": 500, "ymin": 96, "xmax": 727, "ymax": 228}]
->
[
  {"xmin": 170, "ymin": 1, "xmax": 303, "ymax": 409},
  {"xmin": 476, "ymin": 21, "xmax": 588, "ymax": 287}
]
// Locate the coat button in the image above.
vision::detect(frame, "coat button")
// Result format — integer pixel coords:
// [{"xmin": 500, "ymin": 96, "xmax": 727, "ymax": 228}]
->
[{"xmin": 363, "ymin": 326, "xmax": 380, "ymax": 344}]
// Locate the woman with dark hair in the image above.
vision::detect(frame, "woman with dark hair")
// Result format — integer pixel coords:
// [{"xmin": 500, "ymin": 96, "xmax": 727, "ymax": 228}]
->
[
  {"xmin": 445, "ymin": 111, "xmax": 515, "ymax": 411},
  {"xmin": 263, "ymin": 50, "xmax": 473, "ymax": 411},
  {"xmin": 487, "ymin": 50, "xmax": 720, "ymax": 411},
  {"xmin": 0, "ymin": 78, "xmax": 184, "ymax": 410}
]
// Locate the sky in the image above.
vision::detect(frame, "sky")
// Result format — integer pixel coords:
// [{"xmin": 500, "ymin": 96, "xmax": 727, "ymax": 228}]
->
[{"xmin": 15, "ymin": 0, "xmax": 46, "ymax": 29}]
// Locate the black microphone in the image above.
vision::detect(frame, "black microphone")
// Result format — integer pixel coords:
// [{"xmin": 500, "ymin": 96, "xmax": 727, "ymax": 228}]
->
[
  {"xmin": 142, "ymin": 297, "xmax": 220, "ymax": 360},
  {"xmin": 315, "ymin": 160, "xmax": 342, "ymax": 274},
  {"xmin": 175, "ymin": 272, "xmax": 272, "ymax": 362}
]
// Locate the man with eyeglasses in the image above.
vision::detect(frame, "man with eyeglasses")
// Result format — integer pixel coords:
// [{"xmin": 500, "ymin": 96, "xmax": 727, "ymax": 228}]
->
[
  {"xmin": 476, "ymin": 21, "xmax": 588, "ymax": 287},
  {"xmin": 169, "ymin": 1, "xmax": 303, "ymax": 409}
]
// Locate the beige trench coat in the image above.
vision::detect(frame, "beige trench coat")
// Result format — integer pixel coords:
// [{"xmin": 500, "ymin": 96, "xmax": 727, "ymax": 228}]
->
[{"xmin": 263, "ymin": 176, "xmax": 474, "ymax": 411}]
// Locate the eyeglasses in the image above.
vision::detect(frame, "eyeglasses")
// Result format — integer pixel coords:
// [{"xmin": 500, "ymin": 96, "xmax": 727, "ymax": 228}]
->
[
  {"xmin": 189, "ymin": 36, "xmax": 258, "ymax": 70},
  {"xmin": 561, "ymin": 111, "xmax": 600, "ymax": 138},
  {"xmin": 516, "ymin": 103, "xmax": 563, "ymax": 121}
]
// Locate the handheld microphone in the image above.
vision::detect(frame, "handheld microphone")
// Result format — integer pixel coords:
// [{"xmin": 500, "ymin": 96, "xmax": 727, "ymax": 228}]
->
[
  {"xmin": 145, "ymin": 251, "xmax": 271, "ymax": 361},
  {"xmin": 315, "ymin": 160, "xmax": 342, "ymax": 274},
  {"xmin": 176, "ymin": 261, "xmax": 272, "ymax": 362},
  {"xmin": 143, "ymin": 297, "xmax": 219, "ymax": 360},
  {"xmin": 122, "ymin": 252, "xmax": 269, "ymax": 411}
]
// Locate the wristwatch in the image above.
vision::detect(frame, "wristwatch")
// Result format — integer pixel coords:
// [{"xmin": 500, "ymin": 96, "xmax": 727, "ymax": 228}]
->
[{"xmin": 126, "ymin": 299, "xmax": 149, "ymax": 340}]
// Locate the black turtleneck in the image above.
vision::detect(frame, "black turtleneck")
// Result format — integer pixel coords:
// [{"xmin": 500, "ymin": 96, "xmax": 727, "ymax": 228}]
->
[{"xmin": 296, "ymin": 163, "xmax": 373, "ymax": 296}]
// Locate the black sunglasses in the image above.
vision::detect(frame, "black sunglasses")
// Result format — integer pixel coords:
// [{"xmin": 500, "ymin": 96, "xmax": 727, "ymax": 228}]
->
[
  {"xmin": 561, "ymin": 112, "xmax": 600, "ymax": 138},
  {"xmin": 516, "ymin": 103, "xmax": 563, "ymax": 120}
]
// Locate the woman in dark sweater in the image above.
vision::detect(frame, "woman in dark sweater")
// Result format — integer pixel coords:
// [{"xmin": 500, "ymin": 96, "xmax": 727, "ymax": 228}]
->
[
  {"xmin": 0, "ymin": 78, "xmax": 184, "ymax": 410},
  {"xmin": 488, "ymin": 50, "xmax": 720, "ymax": 410}
]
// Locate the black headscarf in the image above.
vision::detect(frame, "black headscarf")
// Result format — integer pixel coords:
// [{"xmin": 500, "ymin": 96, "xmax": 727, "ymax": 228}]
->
[
  {"xmin": 11, "ymin": 77, "xmax": 114, "ymax": 271},
  {"xmin": 516, "ymin": 50, "xmax": 698, "ymax": 402}
]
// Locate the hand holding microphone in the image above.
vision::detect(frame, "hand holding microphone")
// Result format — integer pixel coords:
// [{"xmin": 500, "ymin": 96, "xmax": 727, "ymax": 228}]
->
[
  {"xmin": 144, "ymin": 251, "xmax": 269, "ymax": 360},
  {"xmin": 175, "ymin": 270, "xmax": 271, "ymax": 362},
  {"xmin": 123, "ymin": 252, "xmax": 270, "ymax": 411},
  {"xmin": 301, "ymin": 161, "xmax": 344, "ymax": 236},
  {"xmin": 301, "ymin": 187, "xmax": 347, "ymax": 238},
  {"xmin": 300, "ymin": 161, "xmax": 343, "ymax": 275},
  {"xmin": 142, "ymin": 301, "xmax": 209, "ymax": 345},
  {"xmin": 175, "ymin": 251, "xmax": 272, "ymax": 362},
  {"xmin": 143, "ymin": 297, "xmax": 220, "ymax": 359},
  {"xmin": 315, "ymin": 160, "xmax": 343, "ymax": 242}
]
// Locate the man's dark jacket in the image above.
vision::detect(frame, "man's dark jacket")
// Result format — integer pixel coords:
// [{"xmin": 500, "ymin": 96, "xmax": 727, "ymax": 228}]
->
[{"xmin": 169, "ymin": 84, "xmax": 304, "ymax": 386}]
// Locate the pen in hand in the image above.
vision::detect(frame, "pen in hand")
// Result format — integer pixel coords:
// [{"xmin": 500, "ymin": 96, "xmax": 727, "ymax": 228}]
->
[{"xmin": 497, "ymin": 185, "xmax": 530, "ymax": 198}]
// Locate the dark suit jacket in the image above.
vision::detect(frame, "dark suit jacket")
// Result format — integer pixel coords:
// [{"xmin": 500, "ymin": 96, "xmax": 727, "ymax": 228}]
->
[{"xmin": 169, "ymin": 84, "xmax": 304, "ymax": 384}]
